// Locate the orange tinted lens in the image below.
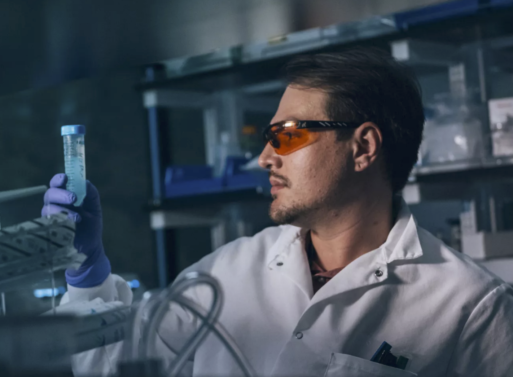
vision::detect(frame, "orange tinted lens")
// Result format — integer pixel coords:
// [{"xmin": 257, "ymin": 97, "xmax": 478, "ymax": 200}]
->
[{"xmin": 274, "ymin": 127, "xmax": 319, "ymax": 155}]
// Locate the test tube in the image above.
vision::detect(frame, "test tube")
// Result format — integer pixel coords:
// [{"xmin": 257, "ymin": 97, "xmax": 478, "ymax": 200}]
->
[{"xmin": 61, "ymin": 125, "xmax": 86, "ymax": 206}]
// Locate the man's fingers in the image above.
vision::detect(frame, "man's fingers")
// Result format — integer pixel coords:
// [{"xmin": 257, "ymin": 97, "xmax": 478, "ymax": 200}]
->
[
  {"xmin": 44, "ymin": 188, "xmax": 76, "ymax": 205},
  {"xmin": 49, "ymin": 173, "xmax": 68, "ymax": 189},
  {"xmin": 41, "ymin": 204, "xmax": 82, "ymax": 223},
  {"xmin": 82, "ymin": 181, "xmax": 101, "ymax": 211}
]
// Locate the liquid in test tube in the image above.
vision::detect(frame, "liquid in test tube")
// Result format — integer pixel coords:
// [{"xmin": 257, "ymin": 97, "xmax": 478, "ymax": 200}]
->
[{"xmin": 61, "ymin": 125, "xmax": 86, "ymax": 206}]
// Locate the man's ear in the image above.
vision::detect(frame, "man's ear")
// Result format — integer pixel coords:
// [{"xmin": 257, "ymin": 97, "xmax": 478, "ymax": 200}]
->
[{"xmin": 352, "ymin": 122, "xmax": 382, "ymax": 172}]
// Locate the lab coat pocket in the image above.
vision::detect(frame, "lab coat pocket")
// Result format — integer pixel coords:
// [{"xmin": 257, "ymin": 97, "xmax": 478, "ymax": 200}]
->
[{"xmin": 324, "ymin": 353, "xmax": 417, "ymax": 377}]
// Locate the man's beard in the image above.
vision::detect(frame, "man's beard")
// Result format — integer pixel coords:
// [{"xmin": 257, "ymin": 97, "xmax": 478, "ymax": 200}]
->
[{"xmin": 269, "ymin": 199, "xmax": 321, "ymax": 225}]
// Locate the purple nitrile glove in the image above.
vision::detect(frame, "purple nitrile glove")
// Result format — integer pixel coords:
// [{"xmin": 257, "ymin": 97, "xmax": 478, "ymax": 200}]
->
[{"xmin": 42, "ymin": 173, "xmax": 111, "ymax": 288}]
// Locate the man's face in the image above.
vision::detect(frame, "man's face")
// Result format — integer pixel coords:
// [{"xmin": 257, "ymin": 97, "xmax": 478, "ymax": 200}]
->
[{"xmin": 258, "ymin": 85, "xmax": 356, "ymax": 227}]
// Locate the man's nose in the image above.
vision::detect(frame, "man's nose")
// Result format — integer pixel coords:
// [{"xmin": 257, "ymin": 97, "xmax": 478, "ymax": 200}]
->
[{"xmin": 258, "ymin": 143, "xmax": 282, "ymax": 170}]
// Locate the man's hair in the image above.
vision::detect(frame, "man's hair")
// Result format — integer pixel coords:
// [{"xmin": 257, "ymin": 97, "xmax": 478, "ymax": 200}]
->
[{"xmin": 283, "ymin": 48, "xmax": 424, "ymax": 193}]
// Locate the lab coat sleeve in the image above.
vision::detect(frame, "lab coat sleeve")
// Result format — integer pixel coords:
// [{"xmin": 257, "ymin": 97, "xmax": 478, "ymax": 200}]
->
[
  {"xmin": 447, "ymin": 283, "xmax": 513, "ymax": 377},
  {"xmin": 62, "ymin": 274, "xmax": 198, "ymax": 377},
  {"xmin": 63, "ymin": 274, "xmax": 132, "ymax": 305},
  {"xmin": 61, "ymin": 274, "xmax": 131, "ymax": 376}
]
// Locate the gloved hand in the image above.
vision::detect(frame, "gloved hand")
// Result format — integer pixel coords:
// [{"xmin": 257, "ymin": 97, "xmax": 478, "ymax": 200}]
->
[{"xmin": 42, "ymin": 173, "xmax": 111, "ymax": 288}]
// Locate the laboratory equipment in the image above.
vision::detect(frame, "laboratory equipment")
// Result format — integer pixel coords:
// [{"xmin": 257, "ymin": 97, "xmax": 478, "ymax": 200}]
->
[
  {"xmin": 120, "ymin": 271, "xmax": 255, "ymax": 377},
  {"xmin": 462, "ymin": 230, "xmax": 513, "ymax": 259},
  {"xmin": 0, "ymin": 185, "xmax": 47, "ymax": 204},
  {"xmin": 62, "ymin": 125, "xmax": 87, "ymax": 207},
  {"xmin": 0, "ymin": 185, "xmax": 47, "ymax": 230},
  {"xmin": 0, "ymin": 302, "xmax": 131, "ymax": 376},
  {"xmin": 447, "ymin": 218, "xmax": 462, "ymax": 252},
  {"xmin": 460, "ymin": 198, "xmax": 513, "ymax": 259},
  {"xmin": 164, "ymin": 156, "xmax": 269, "ymax": 198},
  {"xmin": 0, "ymin": 213, "xmax": 81, "ymax": 290},
  {"xmin": 0, "ymin": 315, "xmax": 76, "ymax": 376},
  {"xmin": 0, "ymin": 270, "xmax": 253, "ymax": 377},
  {"xmin": 421, "ymin": 94, "xmax": 485, "ymax": 165},
  {"xmin": 0, "ymin": 186, "xmax": 87, "ymax": 375},
  {"xmin": 488, "ymin": 97, "xmax": 513, "ymax": 157}
]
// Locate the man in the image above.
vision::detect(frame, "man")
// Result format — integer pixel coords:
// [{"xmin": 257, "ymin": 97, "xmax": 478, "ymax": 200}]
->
[{"xmin": 44, "ymin": 48, "xmax": 513, "ymax": 376}]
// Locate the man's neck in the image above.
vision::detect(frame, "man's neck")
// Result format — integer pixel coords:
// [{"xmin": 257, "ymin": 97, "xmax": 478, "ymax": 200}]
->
[{"xmin": 309, "ymin": 194, "xmax": 394, "ymax": 272}]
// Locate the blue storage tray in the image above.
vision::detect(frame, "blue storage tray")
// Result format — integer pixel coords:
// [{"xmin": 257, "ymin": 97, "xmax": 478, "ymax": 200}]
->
[
  {"xmin": 164, "ymin": 177, "xmax": 223, "ymax": 197},
  {"xmin": 490, "ymin": 0, "xmax": 513, "ymax": 7},
  {"xmin": 223, "ymin": 170, "xmax": 270, "ymax": 191},
  {"xmin": 222, "ymin": 156, "xmax": 269, "ymax": 189},
  {"xmin": 165, "ymin": 165, "xmax": 212, "ymax": 183},
  {"xmin": 394, "ymin": 0, "xmax": 480, "ymax": 29},
  {"xmin": 164, "ymin": 157, "xmax": 270, "ymax": 198}
]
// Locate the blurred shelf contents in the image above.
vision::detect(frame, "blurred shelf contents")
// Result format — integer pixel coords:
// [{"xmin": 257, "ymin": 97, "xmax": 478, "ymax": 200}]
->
[
  {"xmin": 421, "ymin": 94, "xmax": 485, "ymax": 165},
  {"xmin": 165, "ymin": 157, "xmax": 269, "ymax": 199},
  {"xmin": 393, "ymin": 0, "xmax": 482, "ymax": 29},
  {"xmin": 489, "ymin": 97, "xmax": 513, "ymax": 157},
  {"xmin": 462, "ymin": 231, "xmax": 513, "ymax": 259}
]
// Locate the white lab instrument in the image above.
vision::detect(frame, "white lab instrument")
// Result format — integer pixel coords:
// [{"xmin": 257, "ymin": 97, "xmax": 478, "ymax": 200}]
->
[
  {"xmin": 0, "ymin": 184, "xmax": 84, "ymax": 319},
  {"xmin": 488, "ymin": 97, "xmax": 513, "ymax": 157},
  {"xmin": 0, "ymin": 213, "xmax": 82, "ymax": 290}
]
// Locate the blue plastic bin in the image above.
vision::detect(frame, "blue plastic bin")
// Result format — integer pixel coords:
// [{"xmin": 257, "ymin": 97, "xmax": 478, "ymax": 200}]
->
[
  {"xmin": 394, "ymin": 0, "xmax": 480, "ymax": 29},
  {"xmin": 164, "ymin": 165, "xmax": 222, "ymax": 197},
  {"xmin": 164, "ymin": 157, "xmax": 270, "ymax": 198},
  {"xmin": 222, "ymin": 156, "xmax": 269, "ymax": 190},
  {"xmin": 490, "ymin": 0, "xmax": 513, "ymax": 7}
]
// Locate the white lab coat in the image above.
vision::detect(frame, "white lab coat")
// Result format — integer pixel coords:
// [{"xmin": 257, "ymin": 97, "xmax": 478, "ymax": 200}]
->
[{"xmin": 63, "ymin": 200, "xmax": 513, "ymax": 376}]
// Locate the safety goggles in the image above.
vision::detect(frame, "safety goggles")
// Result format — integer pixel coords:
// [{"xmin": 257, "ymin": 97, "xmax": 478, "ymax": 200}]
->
[{"xmin": 262, "ymin": 120, "xmax": 361, "ymax": 156}]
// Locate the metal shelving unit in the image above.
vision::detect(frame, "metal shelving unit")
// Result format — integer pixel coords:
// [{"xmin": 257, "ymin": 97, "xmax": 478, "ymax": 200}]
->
[{"xmin": 141, "ymin": 0, "xmax": 513, "ymax": 286}]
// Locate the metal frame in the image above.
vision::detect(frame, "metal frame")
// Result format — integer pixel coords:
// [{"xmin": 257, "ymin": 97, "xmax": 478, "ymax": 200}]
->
[{"xmin": 143, "ymin": 80, "xmax": 276, "ymax": 286}]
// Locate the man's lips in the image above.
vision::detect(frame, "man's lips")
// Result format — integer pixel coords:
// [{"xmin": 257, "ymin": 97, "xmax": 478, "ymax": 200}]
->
[
  {"xmin": 270, "ymin": 178, "xmax": 287, "ymax": 195},
  {"xmin": 269, "ymin": 172, "xmax": 289, "ymax": 196},
  {"xmin": 271, "ymin": 185, "xmax": 284, "ymax": 195}
]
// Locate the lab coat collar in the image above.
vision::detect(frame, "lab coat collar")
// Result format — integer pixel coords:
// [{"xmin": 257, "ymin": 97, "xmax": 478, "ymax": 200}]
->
[
  {"xmin": 266, "ymin": 198, "xmax": 422, "ymax": 265},
  {"xmin": 266, "ymin": 198, "xmax": 423, "ymax": 300},
  {"xmin": 380, "ymin": 198, "xmax": 423, "ymax": 263},
  {"xmin": 267, "ymin": 225, "xmax": 313, "ymax": 298}
]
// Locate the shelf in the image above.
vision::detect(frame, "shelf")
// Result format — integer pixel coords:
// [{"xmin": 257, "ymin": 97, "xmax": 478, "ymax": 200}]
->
[
  {"xmin": 136, "ymin": 2, "xmax": 513, "ymax": 93},
  {"xmin": 404, "ymin": 157, "xmax": 513, "ymax": 204},
  {"xmin": 391, "ymin": 39, "xmax": 457, "ymax": 68},
  {"xmin": 149, "ymin": 188, "xmax": 271, "ymax": 229},
  {"xmin": 157, "ymin": 187, "xmax": 270, "ymax": 210},
  {"xmin": 411, "ymin": 156, "xmax": 513, "ymax": 183}
]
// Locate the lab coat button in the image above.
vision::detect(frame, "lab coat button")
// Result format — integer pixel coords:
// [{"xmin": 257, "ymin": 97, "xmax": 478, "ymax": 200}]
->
[
  {"xmin": 295, "ymin": 332, "xmax": 303, "ymax": 339},
  {"xmin": 277, "ymin": 262, "xmax": 284, "ymax": 266},
  {"xmin": 375, "ymin": 269, "xmax": 383, "ymax": 277}
]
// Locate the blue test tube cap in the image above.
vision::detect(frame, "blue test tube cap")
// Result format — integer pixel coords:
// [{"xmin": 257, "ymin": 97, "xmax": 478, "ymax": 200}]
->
[{"xmin": 61, "ymin": 125, "xmax": 86, "ymax": 136}]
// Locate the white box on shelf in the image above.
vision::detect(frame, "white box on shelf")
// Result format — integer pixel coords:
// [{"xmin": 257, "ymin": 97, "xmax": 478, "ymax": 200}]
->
[
  {"xmin": 477, "ymin": 258, "xmax": 513, "ymax": 284},
  {"xmin": 460, "ymin": 201, "xmax": 477, "ymax": 235},
  {"xmin": 489, "ymin": 97, "xmax": 513, "ymax": 126},
  {"xmin": 462, "ymin": 231, "xmax": 513, "ymax": 260},
  {"xmin": 488, "ymin": 97, "xmax": 513, "ymax": 157}
]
